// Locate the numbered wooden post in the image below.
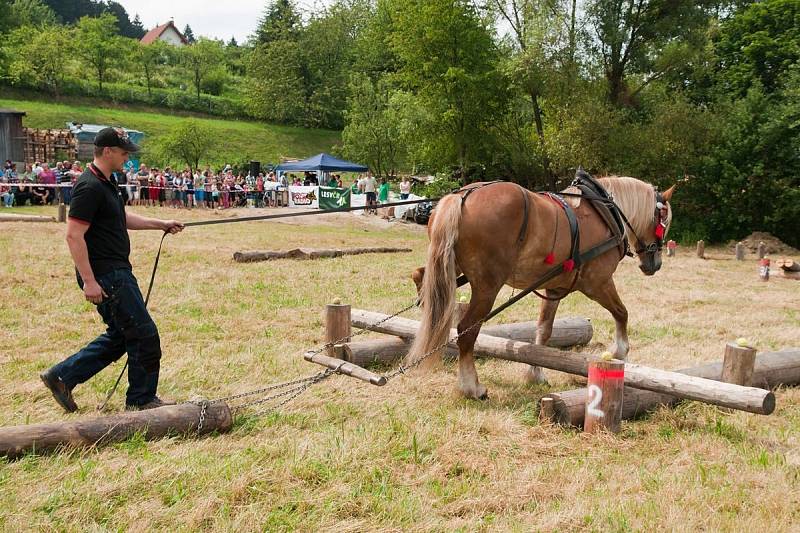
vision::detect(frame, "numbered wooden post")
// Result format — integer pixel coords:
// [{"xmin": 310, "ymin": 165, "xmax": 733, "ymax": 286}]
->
[
  {"xmin": 696, "ymin": 240, "xmax": 705, "ymax": 259},
  {"xmin": 584, "ymin": 360, "xmax": 625, "ymax": 434},
  {"xmin": 759, "ymin": 257, "xmax": 770, "ymax": 282},
  {"xmin": 757, "ymin": 241, "xmax": 767, "ymax": 259},
  {"xmin": 666, "ymin": 240, "xmax": 676, "ymax": 257},
  {"xmin": 722, "ymin": 341, "xmax": 756, "ymax": 386},
  {"xmin": 325, "ymin": 301, "xmax": 351, "ymax": 358},
  {"xmin": 735, "ymin": 242, "xmax": 745, "ymax": 261}
]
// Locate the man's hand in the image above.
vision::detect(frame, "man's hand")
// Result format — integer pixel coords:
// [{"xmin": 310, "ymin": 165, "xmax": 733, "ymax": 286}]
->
[
  {"xmin": 161, "ymin": 220, "xmax": 184, "ymax": 234},
  {"xmin": 83, "ymin": 279, "xmax": 107, "ymax": 305}
]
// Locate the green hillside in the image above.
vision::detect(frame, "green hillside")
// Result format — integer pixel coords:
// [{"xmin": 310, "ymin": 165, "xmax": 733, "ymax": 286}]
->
[{"xmin": 0, "ymin": 95, "xmax": 341, "ymax": 168}]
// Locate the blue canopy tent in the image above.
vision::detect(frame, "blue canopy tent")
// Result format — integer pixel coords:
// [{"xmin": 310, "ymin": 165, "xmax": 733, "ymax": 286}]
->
[{"xmin": 275, "ymin": 153, "xmax": 368, "ymax": 173}]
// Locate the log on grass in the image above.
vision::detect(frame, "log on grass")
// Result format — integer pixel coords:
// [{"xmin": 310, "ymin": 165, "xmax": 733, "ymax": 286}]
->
[
  {"xmin": 542, "ymin": 349, "xmax": 800, "ymax": 427},
  {"xmin": 0, "ymin": 401, "xmax": 232, "ymax": 459},
  {"xmin": 0, "ymin": 213, "xmax": 55, "ymax": 223},
  {"xmin": 343, "ymin": 317, "xmax": 593, "ymax": 367},
  {"xmin": 350, "ymin": 309, "xmax": 775, "ymax": 414},
  {"xmin": 233, "ymin": 247, "xmax": 412, "ymax": 263}
]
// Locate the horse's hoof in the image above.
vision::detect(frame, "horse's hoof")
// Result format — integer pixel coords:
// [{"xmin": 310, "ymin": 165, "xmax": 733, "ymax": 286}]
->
[
  {"xmin": 461, "ymin": 383, "xmax": 488, "ymax": 400},
  {"xmin": 525, "ymin": 367, "xmax": 549, "ymax": 386}
]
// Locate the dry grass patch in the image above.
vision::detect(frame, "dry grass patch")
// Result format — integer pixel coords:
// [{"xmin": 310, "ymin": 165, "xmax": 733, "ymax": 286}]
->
[{"xmin": 1, "ymin": 205, "xmax": 799, "ymax": 531}]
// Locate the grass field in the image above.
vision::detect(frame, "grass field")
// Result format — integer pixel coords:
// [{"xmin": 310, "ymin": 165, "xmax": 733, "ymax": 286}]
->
[
  {"xmin": 0, "ymin": 92, "xmax": 341, "ymax": 168},
  {"xmin": 1, "ymin": 204, "xmax": 799, "ymax": 531}
]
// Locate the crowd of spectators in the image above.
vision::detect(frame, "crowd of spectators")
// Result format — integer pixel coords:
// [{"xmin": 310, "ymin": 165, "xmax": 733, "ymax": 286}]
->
[{"xmin": 2, "ymin": 159, "xmax": 410, "ymax": 212}]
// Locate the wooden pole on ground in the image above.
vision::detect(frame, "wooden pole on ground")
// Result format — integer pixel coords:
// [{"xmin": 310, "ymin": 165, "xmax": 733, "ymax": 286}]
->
[
  {"xmin": 696, "ymin": 240, "xmax": 705, "ymax": 258},
  {"xmin": 722, "ymin": 341, "xmax": 756, "ymax": 386},
  {"xmin": 342, "ymin": 317, "xmax": 593, "ymax": 367},
  {"xmin": 540, "ymin": 397, "xmax": 555, "ymax": 424},
  {"xmin": 0, "ymin": 401, "xmax": 233, "ymax": 459},
  {"xmin": 325, "ymin": 301, "xmax": 351, "ymax": 358},
  {"xmin": 735, "ymin": 242, "xmax": 745, "ymax": 261},
  {"xmin": 57, "ymin": 203, "xmax": 66, "ymax": 223},
  {"xmin": 349, "ymin": 310, "xmax": 775, "ymax": 414},
  {"xmin": 757, "ymin": 242, "xmax": 767, "ymax": 259},
  {"xmin": 540, "ymin": 349, "xmax": 799, "ymax": 427},
  {"xmin": 584, "ymin": 359, "xmax": 625, "ymax": 433}
]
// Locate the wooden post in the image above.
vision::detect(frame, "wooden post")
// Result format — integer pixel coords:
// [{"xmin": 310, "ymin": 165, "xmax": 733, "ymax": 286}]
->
[
  {"xmin": 540, "ymin": 397, "xmax": 555, "ymax": 424},
  {"xmin": 735, "ymin": 242, "xmax": 745, "ymax": 261},
  {"xmin": 0, "ymin": 402, "xmax": 233, "ymax": 459},
  {"xmin": 757, "ymin": 241, "xmax": 766, "ymax": 259},
  {"xmin": 722, "ymin": 341, "xmax": 756, "ymax": 386},
  {"xmin": 57, "ymin": 203, "xmax": 66, "ymax": 223},
  {"xmin": 584, "ymin": 360, "xmax": 625, "ymax": 433},
  {"xmin": 696, "ymin": 240, "xmax": 705, "ymax": 259},
  {"xmin": 759, "ymin": 257, "xmax": 770, "ymax": 282},
  {"xmin": 666, "ymin": 240, "xmax": 676, "ymax": 257},
  {"xmin": 325, "ymin": 302, "xmax": 351, "ymax": 358}
]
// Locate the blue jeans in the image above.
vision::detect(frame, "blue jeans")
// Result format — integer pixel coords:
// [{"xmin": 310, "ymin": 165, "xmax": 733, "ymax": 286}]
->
[{"xmin": 51, "ymin": 268, "xmax": 162, "ymax": 406}]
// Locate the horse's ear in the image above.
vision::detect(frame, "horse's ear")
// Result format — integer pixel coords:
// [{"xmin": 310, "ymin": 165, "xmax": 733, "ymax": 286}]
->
[{"xmin": 662, "ymin": 184, "xmax": 676, "ymax": 202}]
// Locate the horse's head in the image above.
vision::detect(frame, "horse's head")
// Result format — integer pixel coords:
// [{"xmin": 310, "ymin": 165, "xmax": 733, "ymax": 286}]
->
[{"xmin": 633, "ymin": 184, "xmax": 675, "ymax": 276}]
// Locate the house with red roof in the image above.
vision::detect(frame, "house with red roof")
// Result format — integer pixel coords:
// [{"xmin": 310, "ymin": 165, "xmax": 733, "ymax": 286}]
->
[{"xmin": 140, "ymin": 21, "xmax": 188, "ymax": 47}]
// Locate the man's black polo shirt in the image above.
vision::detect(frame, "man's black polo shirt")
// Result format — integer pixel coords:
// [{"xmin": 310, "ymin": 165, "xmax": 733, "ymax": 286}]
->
[{"xmin": 68, "ymin": 164, "xmax": 131, "ymax": 276}]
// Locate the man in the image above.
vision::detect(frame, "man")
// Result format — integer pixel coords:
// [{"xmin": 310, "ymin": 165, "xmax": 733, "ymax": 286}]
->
[
  {"xmin": 360, "ymin": 173, "xmax": 378, "ymax": 214},
  {"xmin": 40, "ymin": 127, "xmax": 184, "ymax": 412}
]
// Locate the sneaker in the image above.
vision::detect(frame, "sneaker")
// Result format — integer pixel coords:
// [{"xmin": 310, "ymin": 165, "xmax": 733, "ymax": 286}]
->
[
  {"xmin": 40, "ymin": 369, "xmax": 78, "ymax": 413},
  {"xmin": 125, "ymin": 396, "xmax": 176, "ymax": 411}
]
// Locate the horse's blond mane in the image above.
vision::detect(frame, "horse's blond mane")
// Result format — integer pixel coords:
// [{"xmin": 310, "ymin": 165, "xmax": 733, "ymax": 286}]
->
[{"xmin": 598, "ymin": 176, "xmax": 672, "ymax": 241}]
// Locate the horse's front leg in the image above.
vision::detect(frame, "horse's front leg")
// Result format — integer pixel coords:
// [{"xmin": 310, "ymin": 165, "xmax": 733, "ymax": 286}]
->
[
  {"xmin": 456, "ymin": 292, "xmax": 500, "ymax": 400},
  {"xmin": 525, "ymin": 290, "xmax": 563, "ymax": 385},
  {"xmin": 581, "ymin": 281, "xmax": 629, "ymax": 359}
]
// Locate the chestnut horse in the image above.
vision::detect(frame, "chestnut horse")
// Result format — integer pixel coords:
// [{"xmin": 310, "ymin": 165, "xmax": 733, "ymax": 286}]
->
[{"xmin": 408, "ymin": 176, "xmax": 674, "ymax": 399}]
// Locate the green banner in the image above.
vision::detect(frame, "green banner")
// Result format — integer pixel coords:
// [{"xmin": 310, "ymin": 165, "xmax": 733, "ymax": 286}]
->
[{"xmin": 318, "ymin": 186, "xmax": 351, "ymax": 209}]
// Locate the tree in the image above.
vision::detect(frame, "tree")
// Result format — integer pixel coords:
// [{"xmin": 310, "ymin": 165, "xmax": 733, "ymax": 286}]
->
[
  {"xmin": 253, "ymin": 0, "xmax": 301, "ymax": 45},
  {"xmin": 135, "ymin": 39, "xmax": 171, "ymax": 98},
  {"xmin": 341, "ymin": 77, "xmax": 404, "ymax": 178},
  {"xmin": 75, "ymin": 13, "xmax": 126, "ymax": 92},
  {"xmin": 131, "ymin": 14, "xmax": 145, "ymax": 38},
  {"xmin": 586, "ymin": 0, "xmax": 718, "ymax": 106},
  {"xmin": 245, "ymin": 39, "xmax": 306, "ymax": 123},
  {"xmin": 105, "ymin": 1, "xmax": 141, "ymax": 38},
  {"xmin": 159, "ymin": 120, "xmax": 214, "ymax": 170},
  {"xmin": 180, "ymin": 37, "xmax": 225, "ymax": 100},
  {"xmin": 8, "ymin": 0, "xmax": 58, "ymax": 28},
  {"xmin": 390, "ymin": 0, "xmax": 509, "ymax": 173},
  {"xmin": 183, "ymin": 24, "xmax": 196, "ymax": 43},
  {"xmin": 7, "ymin": 24, "xmax": 73, "ymax": 95},
  {"xmin": 712, "ymin": 0, "xmax": 800, "ymax": 97}
]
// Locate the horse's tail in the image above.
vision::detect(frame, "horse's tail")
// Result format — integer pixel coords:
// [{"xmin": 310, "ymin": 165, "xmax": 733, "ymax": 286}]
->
[{"xmin": 406, "ymin": 194, "xmax": 462, "ymax": 368}]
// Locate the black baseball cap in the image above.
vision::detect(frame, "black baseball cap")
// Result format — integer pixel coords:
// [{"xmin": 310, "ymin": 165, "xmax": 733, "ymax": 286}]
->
[{"xmin": 94, "ymin": 127, "xmax": 140, "ymax": 153}]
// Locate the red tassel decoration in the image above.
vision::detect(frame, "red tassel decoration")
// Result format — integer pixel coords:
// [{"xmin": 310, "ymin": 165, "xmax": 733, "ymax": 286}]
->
[
  {"xmin": 655, "ymin": 225, "xmax": 665, "ymax": 239},
  {"xmin": 544, "ymin": 252, "xmax": 555, "ymax": 264},
  {"xmin": 563, "ymin": 259, "xmax": 575, "ymax": 272}
]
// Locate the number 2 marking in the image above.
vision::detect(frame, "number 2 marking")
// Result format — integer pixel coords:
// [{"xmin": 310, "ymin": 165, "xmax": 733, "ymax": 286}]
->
[{"xmin": 587, "ymin": 384, "xmax": 604, "ymax": 418}]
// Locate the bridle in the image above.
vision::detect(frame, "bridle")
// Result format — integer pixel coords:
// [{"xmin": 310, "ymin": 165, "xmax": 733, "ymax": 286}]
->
[{"xmin": 626, "ymin": 188, "xmax": 669, "ymax": 258}]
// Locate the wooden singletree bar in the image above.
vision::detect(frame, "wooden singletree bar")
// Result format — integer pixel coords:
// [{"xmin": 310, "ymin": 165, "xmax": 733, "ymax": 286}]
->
[
  {"xmin": 0, "ymin": 402, "xmax": 233, "ymax": 459},
  {"xmin": 233, "ymin": 247, "xmax": 412, "ymax": 263},
  {"xmin": 350, "ymin": 310, "xmax": 775, "ymax": 414},
  {"xmin": 541, "ymin": 349, "xmax": 800, "ymax": 427}
]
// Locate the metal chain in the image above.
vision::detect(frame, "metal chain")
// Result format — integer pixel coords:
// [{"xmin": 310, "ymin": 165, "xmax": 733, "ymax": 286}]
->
[
  {"xmin": 185, "ymin": 298, "xmax": 420, "ymax": 422},
  {"xmin": 196, "ymin": 401, "xmax": 207, "ymax": 433},
  {"xmin": 381, "ymin": 318, "xmax": 487, "ymax": 382}
]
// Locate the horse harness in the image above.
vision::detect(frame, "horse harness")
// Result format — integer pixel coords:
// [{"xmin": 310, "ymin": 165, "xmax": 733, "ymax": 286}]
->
[{"xmin": 452, "ymin": 170, "xmax": 661, "ymax": 314}]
